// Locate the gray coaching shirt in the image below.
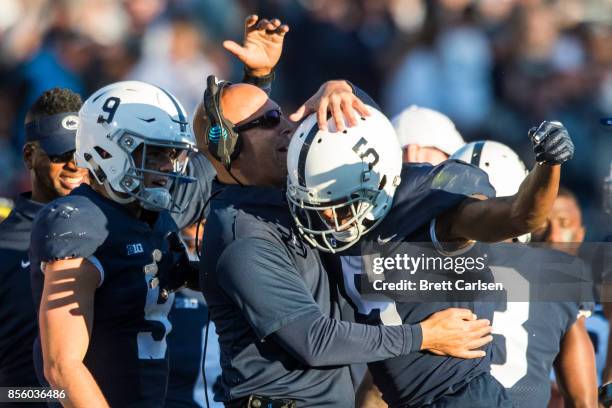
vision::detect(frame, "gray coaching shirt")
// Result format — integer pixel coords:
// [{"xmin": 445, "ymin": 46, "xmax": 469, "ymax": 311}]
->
[{"xmin": 200, "ymin": 182, "xmax": 419, "ymax": 407}]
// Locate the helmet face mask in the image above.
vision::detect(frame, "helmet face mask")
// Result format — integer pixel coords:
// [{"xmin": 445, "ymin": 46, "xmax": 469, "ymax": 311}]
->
[
  {"xmin": 115, "ymin": 131, "xmax": 195, "ymax": 213},
  {"xmin": 287, "ymin": 186, "xmax": 380, "ymax": 252},
  {"xmin": 286, "ymin": 106, "xmax": 403, "ymax": 253},
  {"xmin": 77, "ymin": 81, "xmax": 197, "ymax": 213}
]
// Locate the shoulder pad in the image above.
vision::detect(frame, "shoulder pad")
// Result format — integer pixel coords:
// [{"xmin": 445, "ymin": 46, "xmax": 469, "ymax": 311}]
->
[{"xmin": 31, "ymin": 196, "xmax": 109, "ymax": 261}]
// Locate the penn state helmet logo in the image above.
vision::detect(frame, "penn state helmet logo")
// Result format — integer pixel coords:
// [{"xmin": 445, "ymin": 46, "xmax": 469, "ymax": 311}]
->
[{"xmin": 62, "ymin": 115, "xmax": 79, "ymax": 131}]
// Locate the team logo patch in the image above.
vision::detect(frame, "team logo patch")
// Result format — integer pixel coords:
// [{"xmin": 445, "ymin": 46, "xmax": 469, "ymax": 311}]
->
[
  {"xmin": 61, "ymin": 115, "xmax": 79, "ymax": 130},
  {"xmin": 127, "ymin": 243, "xmax": 144, "ymax": 255}
]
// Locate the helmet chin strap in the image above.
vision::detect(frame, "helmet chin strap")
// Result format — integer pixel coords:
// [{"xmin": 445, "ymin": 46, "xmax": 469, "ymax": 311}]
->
[
  {"xmin": 331, "ymin": 224, "xmax": 363, "ymax": 243},
  {"xmin": 141, "ymin": 187, "xmax": 171, "ymax": 211},
  {"xmin": 103, "ymin": 181, "xmax": 136, "ymax": 204},
  {"xmin": 104, "ymin": 181, "xmax": 171, "ymax": 212}
]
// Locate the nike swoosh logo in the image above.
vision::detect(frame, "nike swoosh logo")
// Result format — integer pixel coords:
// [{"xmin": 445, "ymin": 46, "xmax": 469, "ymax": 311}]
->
[
  {"xmin": 377, "ymin": 234, "xmax": 398, "ymax": 245},
  {"xmin": 21, "ymin": 259, "xmax": 30, "ymax": 268}
]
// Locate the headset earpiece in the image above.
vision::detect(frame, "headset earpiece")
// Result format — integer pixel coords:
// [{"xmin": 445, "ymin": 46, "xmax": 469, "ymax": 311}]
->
[{"xmin": 203, "ymin": 75, "xmax": 242, "ymax": 169}]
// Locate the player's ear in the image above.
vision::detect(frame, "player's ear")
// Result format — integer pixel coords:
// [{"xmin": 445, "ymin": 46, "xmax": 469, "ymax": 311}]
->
[{"xmin": 23, "ymin": 143, "xmax": 35, "ymax": 170}]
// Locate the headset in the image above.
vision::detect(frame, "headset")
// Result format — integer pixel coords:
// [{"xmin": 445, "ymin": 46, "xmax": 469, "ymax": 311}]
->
[{"xmin": 203, "ymin": 75, "xmax": 242, "ymax": 170}]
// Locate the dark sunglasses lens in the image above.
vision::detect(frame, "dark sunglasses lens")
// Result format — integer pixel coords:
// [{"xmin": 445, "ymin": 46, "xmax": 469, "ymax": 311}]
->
[
  {"xmin": 261, "ymin": 110, "xmax": 281, "ymax": 128},
  {"xmin": 49, "ymin": 151, "xmax": 75, "ymax": 163}
]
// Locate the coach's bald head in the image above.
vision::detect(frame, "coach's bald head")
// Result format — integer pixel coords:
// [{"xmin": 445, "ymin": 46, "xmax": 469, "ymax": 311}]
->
[{"xmin": 194, "ymin": 83, "xmax": 294, "ymax": 187}]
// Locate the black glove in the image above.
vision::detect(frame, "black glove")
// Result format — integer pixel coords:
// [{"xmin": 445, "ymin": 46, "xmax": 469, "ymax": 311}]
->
[
  {"xmin": 528, "ymin": 121, "xmax": 574, "ymax": 165},
  {"xmin": 156, "ymin": 232, "xmax": 201, "ymax": 303}
]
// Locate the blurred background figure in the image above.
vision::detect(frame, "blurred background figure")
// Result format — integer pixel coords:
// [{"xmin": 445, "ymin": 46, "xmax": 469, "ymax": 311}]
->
[
  {"xmin": 128, "ymin": 14, "xmax": 222, "ymax": 114},
  {"xmin": 532, "ymin": 187, "xmax": 586, "ymax": 256},
  {"xmin": 0, "ymin": 198, "xmax": 14, "ymax": 223},
  {"xmin": 166, "ymin": 221, "xmax": 223, "ymax": 408},
  {"xmin": 391, "ymin": 105, "xmax": 465, "ymax": 164}
]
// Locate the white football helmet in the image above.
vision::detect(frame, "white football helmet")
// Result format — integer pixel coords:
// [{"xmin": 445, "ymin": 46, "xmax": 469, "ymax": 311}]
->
[
  {"xmin": 76, "ymin": 81, "xmax": 196, "ymax": 212},
  {"xmin": 286, "ymin": 106, "xmax": 402, "ymax": 253},
  {"xmin": 451, "ymin": 140, "xmax": 530, "ymax": 242}
]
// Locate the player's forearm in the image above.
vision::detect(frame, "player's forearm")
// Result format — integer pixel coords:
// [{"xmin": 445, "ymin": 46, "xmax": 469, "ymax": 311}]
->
[
  {"xmin": 273, "ymin": 311, "xmax": 420, "ymax": 367},
  {"xmin": 554, "ymin": 318, "xmax": 598, "ymax": 408},
  {"xmin": 509, "ymin": 162, "xmax": 560, "ymax": 234},
  {"xmin": 44, "ymin": 359, "xmax": 109, "ymax": 408}
]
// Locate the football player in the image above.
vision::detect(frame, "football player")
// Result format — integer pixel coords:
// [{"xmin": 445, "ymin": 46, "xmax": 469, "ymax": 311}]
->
[
  {"xmin": 286, "ymin": 107, "xmax": 574, "ymax": 407},
  {"xmin": 452, "ymin": 141, "xmax": 597, "ymax": 408},
  {"xmin": 0, "ymin": 88, "xmax": 87, "ymax": 403},
  {"xmin": 29, "ymin": 81, "xmax": 207, "ymax": 407}
]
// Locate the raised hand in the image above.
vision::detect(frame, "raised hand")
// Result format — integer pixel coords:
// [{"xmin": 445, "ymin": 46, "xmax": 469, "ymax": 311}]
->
[
  {"xmin": 528, "ymin": 121, "xmax": 574, "ymax": 165},
  {"xmin": 289, "ymin": 80, "xmax": 370, "ymax": 132},
  {"xmin": 223, "ymin": 14, "xmax": 289, "ymax": 77}
]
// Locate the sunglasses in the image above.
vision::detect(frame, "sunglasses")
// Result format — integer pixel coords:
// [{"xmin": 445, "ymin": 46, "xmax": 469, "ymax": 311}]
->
[
  {"xmin": 44, "ymin": 149, "xmax": 76, "ymax": 164},
  {"xmin": 233, "ymin": 109, "xmax": 282, "ymax": 133}
]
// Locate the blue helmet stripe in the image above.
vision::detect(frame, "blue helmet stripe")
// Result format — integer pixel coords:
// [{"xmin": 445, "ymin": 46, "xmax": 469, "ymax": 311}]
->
[
  {"xmin": 156, "ymin": 86, "xmax": 188, "ymax": 133},
  {"xmin": 297, "ymin": 124, "xmax": 319, "ymax": 187},
  {"xmin": 470, "ymin": 141, "xmax": 485, "ymax": 166}
]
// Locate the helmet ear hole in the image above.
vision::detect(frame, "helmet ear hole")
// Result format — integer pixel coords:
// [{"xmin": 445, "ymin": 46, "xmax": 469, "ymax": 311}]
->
[{"xmin": 94, "ymin": 146, "xmax": 112, "ymax": 159}]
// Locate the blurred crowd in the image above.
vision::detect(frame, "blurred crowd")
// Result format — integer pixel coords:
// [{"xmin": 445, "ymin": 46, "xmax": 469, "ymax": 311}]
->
[{"xmin": 0, "ymin": 0, "xmax": 610, "ymax": 238}]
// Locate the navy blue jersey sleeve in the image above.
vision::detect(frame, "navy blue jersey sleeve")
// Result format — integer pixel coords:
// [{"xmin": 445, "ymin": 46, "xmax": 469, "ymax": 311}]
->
[
  {"xmin": 273, "ymin": 311, "xmax": 421, "ymax": 367},
  {"xmin": 30, "ymin": 198, "xmax": 108, "ymax": 262},
  {"xmin": 216, "ymin": 237, "xmax": 323, "ymax": 339},
  {"xmin": 431, "ymin": 160, "xmax": 496, "ymax": 198},
  {"xmin": 172, "ymin": 153, "xmax": 216, "ymax": 229}
]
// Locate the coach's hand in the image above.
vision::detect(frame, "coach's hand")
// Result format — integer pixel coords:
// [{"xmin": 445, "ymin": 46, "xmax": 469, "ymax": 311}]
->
[
  {"xmin": 529, "ymin": 120, "xmax": 574, "ymax": 165},
  {"xmin": 419, "ymin": 308, "xmax": 492, "ymax": 359},
  {"xmin": 290, "ymin": 80, "xmax": 370, "ymax": 132},
  {"xmin": 223, "ymin": 14, "xmax": 289, "ymax": 77}
]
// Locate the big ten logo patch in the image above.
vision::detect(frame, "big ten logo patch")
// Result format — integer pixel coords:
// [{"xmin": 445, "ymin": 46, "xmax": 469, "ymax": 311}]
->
[
  {"xmin": 127, "ymin": 243, "xmax": 144, "ymax": 255},
  {"xmin": 174, "ymin": 296, "xmax": 200, "ymax": 309}
]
